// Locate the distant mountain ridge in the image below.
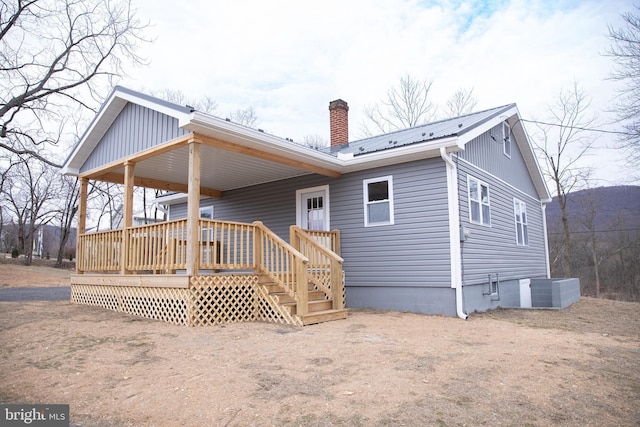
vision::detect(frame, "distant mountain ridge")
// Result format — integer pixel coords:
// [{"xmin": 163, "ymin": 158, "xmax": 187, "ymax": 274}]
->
[{"xmin": 545, "ymin": 185, "xmax": 640, "ymax": 233}]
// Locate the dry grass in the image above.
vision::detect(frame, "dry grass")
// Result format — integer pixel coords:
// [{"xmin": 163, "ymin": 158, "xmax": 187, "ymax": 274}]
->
[{"xmin": 0, "ymin": 264, "xmax": 638, "ymax": 426}]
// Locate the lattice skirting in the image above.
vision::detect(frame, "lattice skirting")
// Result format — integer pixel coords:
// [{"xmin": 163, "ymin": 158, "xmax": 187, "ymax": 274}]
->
[
  {"xmin": 71, "ymin": 284, "xmax": 190, "ymax": 325},
  {"xmin": 71, "ymin": 274, "xmax": 314, "ymax": 327}
]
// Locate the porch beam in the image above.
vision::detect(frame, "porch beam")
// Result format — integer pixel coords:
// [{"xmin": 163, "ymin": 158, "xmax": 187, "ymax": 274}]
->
[
  {"xmin": 79, "ymin": 133, "xmax": 194, "ymax": 180},
  {"xmin": 185, "ymin": 141, "xmax": 201, "ymax": 275},
  {"xmin": 193, "ymin": 133, "xmax": 342, "ymax": 178},
  {"xmin": 93, "ymin": 172, "xmax": 222, "ymax": 198}
]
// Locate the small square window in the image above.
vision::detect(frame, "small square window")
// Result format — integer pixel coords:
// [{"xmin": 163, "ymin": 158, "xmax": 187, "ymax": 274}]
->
[
  {"xmin": 363, "ymin": 176, "xmax": 394, "ymax": 226},
  {"xmin": 503, "ymin": 122, "xmax": 511, "ymax": 158},
  {"xmin": 199, "ymin": 206, "xmax": 213, "ymax": 219}
]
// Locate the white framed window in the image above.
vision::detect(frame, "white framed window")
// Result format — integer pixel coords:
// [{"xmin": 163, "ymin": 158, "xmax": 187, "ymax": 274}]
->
[
  {"xmin": 363, "ymin": 176, "xmax": 394, "ymax": 227},
  {"xmin": 468, "ymin": 176, "xmax": 491, "ymax": 226},
  {"xmin": 514, "ymin": 198, "xmax": 528, "ymax": 246},
  {"xmin": 502, "ymin": 122, "xmax": 511, "ymax": 158},
  {"xmin": 199, "ymin": 206, "xmax": 214, "ymax": 219}
]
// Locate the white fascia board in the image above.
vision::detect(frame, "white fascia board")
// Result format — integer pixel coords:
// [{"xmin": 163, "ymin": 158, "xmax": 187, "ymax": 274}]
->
[
  {"xmin": 184, "ymin": 112, "xmax": 341, "ymax": 172},
  {"xmin": 186, "ymin": 111, "xmax": 465, "ymax": 175},
  {"xmin": 505, "ymin": 109, "xmax": 552, "ymax": 202},
  {"xmin": 338, "ymin": 136, "xmax": 462, "ymax": 173},
  {"xmin": 458, "ymin": 105, "xmax": 519, "ymax": 145},
  {"xmin": 119, "ymin": 88, "xmax": 191, "ymax": 123},
  {"xmin": 61, "ymin": 94, "xmax": 127, "ymax": 175}
]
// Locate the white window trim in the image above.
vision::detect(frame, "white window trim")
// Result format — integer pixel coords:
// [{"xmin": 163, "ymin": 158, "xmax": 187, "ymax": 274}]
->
[
  {"xmin": 514, "ymin": 198, "xmax": 528, "ymax": 246},
  {"xmin": 199, "ymin": 205, "xmax": 214, "ymax": 219},
  {"xmin": 502, "ymin": 122, "xmax": 511, "ymax": 158},
  {"xmin": 363, "ymin": 175, "xmax": 395, "ymax": 227},
  {"xmin": 467, "ymin": 175, "xmax": 491, "ymax": 227},
  {"xmin": 295, "ymin": 185, "xmax": 330, "ymax": 231}
]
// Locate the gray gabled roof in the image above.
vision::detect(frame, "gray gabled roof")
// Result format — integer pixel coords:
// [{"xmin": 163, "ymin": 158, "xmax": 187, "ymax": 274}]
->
[
  {"xmin": 62, "ymin": 86, "xmax": 549, "ymax": 202},
  {"xmin": 326, "ymin": 104, "xmax": 515, "ymax": 157}
]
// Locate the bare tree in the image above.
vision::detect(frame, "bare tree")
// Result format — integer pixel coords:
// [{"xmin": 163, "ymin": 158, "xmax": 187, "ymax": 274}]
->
[
  {"xmin": 445, "ymin": 88, "xmax": 478, "ymax": 117},
  {"xmin": 229, "ymin": 106, "xmax": 258, "ymax": 128},
  {"xmin": 150, "ymin": 89, "xmax": 218, "ymax": 114},
  {"xmin": 53, "ymin": 175, "xmax": 79, "ymax": 266},
  {"xmin": 152, "ymin": 89, "xmax": 258, "ymax": 127},
  {"xmin": 91, "ymin": 182, "xmax": 124, "ymax": 231},
  {"xmin": 532, "ymin": 82, "xmax": 596, "ymax": 277},
  {"xmin": 576, "ymin": 184, "xmax": 608, "ymax": 297},
  {"xmin": 2, "ymin": 157, "xmax": 58, "ymax": 265},
  {"xmin": 301, "ymin": 134, "xmax": 328, "ymax": 150},
  {"xmin": 0, "ymin": 0, "xmax": 148, "ymax": 167},
  {"xmin": 607, "ymin": 5, "xmax": 640, "ymax": 167},
  {"xmin": 360, "ymin": 74, "xmax": 437, "ymax": 137}
]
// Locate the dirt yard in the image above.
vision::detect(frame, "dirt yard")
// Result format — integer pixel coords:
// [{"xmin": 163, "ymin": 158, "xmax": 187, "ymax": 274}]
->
[{"xmin": 0, "ymin": 263, "xmax": 638, "ymax": 426}]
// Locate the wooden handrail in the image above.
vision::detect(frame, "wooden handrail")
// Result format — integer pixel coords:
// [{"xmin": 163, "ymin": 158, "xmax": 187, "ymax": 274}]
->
[
  {"xmin": 298, "ymin": 228, "xmax": 341, "ymax": 256},
  {"xmin": 290, "ymin": 226, "xmax": 344, "ymax": 310},
  {"xmin": 254, "ymin": 221, "xmax": 310, "ymax": 315}
]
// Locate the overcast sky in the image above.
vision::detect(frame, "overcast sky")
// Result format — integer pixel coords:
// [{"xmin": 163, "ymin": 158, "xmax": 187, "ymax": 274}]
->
[{"xmin": 121, "ymin": 0, "xmax": 634, "ymax": 186}]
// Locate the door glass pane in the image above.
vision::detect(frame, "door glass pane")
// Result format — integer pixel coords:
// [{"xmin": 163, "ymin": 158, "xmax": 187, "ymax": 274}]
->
[{"xmin": 305, "ymin": 196, "xmax": 324, "ymax": 230}]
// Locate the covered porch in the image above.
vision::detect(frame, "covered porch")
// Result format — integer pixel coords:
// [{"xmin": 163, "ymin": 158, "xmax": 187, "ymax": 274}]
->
[
  {"xmin": 65, "ymin": 88, "xmax": 348, "ymax": 326},
  {"xmin": 72, "ymin": 218, "xmax": 346, "ymax": 326}
]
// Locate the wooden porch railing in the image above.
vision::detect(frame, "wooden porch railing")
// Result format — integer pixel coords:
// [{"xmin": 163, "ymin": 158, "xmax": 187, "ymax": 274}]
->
[
  {"xmin": 290, "ymin": 226, "xmax": 344, "ymax": 310},
  {"xmin": 77, "ymin": 228, "xmax": 122, "ymax": 272},
  {"xmin": 253, "ymin": 221, "xmax": 310, "ymax": 316},
  {"xmin": 297, "ymin": 228, "xmax": 341, "ymax": 256},
  {"xmin": 126, "ymin": 220, "xmax": 188, "ymax": 272},
  {"xmin": 199, "ymin": 219, "xmax": 254, "ymax": 270},
  {"xmin": 75, "ymin": 220, "xmax": 343, "ymax": 316}
]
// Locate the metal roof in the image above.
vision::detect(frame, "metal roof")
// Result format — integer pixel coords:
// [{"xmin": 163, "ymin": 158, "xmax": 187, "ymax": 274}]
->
[{"xmin": 325, "ymin": 104, "xmax": 515, "ymax": 157}]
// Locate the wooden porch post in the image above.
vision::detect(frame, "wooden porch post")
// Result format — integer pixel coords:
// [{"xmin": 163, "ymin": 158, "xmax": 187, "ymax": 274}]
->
[
  {"xmin": 76, "ymin": 177, "xmax": 89, "ymax": 274},
  {"xmin": 186, "ymin": 140, "xmax": 201, "ymax": 276},
  {"xmin": 120, "ymin": 161, "xmax": 135, "ymax": 274}
]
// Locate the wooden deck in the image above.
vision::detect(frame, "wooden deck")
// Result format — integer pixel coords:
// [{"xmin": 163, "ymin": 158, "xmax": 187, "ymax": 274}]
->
[{"xmin": 72, "ymin": 221, "xmax": 346, "ymax": 326}]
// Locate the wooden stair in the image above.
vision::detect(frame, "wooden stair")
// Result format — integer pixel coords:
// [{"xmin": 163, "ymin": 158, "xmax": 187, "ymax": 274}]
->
[{"xmin": 259, "ymin": 276, "xmax": 347, "ymax": 326}]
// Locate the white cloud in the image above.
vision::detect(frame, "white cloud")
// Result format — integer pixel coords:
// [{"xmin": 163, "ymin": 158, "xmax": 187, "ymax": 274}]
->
[{"xmin": 124, "ymin": 0, "xmax": 634, "ymax": 185}]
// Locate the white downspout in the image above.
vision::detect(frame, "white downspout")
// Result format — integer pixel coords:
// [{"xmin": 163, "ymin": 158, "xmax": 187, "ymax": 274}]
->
[
  {"xmin": 440, "ymin": 147, "xmax": 468, "ymax": 320},
  {"xmin": 542, "ymin": 203, "xmax": 551, "ymax": 278}
]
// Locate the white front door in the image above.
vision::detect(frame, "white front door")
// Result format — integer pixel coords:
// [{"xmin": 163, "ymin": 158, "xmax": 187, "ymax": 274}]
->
[{"xmin": 297, "ymin": 186, "xmax": 329, "ymax": 231}]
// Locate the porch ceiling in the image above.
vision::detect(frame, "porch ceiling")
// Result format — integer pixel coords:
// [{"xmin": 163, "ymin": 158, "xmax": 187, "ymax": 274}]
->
[
  {"xmin": 84, "ymin": 133, "xmax": 332, "ymax": 197},
  {"xmin": 128, "ymin": 144, "xmax": 311, "ymax": 191}
]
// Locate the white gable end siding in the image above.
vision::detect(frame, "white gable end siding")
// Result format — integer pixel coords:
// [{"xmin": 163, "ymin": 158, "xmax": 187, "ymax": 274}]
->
[
  {"xmin": 169, "ymin": 158, "xmax": 455, "ymax": 313},
  {"xmin": 80, "ymin": 103, "xmax": 188, "ymax": 173},
  {"xmin": 457, "ymin": 125, "xmax": 538, "ymax": 199}
]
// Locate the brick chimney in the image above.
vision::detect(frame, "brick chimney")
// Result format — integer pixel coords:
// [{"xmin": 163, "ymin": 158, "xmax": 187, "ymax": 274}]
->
[{"xmin": 329, "ymin": 99, "xmax": 349, "ymax": 147}]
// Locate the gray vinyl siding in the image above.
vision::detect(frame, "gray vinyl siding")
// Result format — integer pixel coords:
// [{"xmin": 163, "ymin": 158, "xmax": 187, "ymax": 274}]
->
[
  {"xmin": 169, "ymin": 158, "xmax": 453, "ymax": 292},
  {"xmin": 457, "ymin": 125, "xmax": 538, "ymax": 199},
  {"xmin": 81, "ymin": 103, "xmax": 188, "ymax": 173},
  {"xmin": 457, "ymin": 159, "xmax": 548, "ymax": 286}
]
